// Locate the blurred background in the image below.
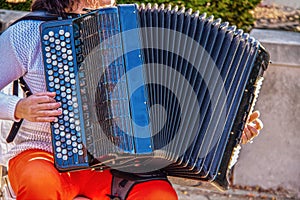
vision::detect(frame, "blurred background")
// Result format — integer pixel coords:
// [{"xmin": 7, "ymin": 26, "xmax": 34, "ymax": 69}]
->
[{"xmin": 0, "ymin": 0, "xmax": 299, "ymax": 199}]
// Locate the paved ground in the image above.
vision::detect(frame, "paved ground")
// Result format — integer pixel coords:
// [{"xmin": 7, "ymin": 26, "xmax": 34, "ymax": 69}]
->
[
  {"xmin": 170, "ymin": 177, "xmax": 299, "ymax": 200},
  {"xmin": 262, "ymin": 0, "xmax": 300, "ymax": 8},
  {"xmin": 254, "ymin": 0, "xmax": 300, "ymax": 32}
]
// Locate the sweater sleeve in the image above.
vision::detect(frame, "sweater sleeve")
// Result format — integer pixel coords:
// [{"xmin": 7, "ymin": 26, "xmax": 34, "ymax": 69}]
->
[{"xmin": 0, "ymin": 24, "xmax": 27, "ymax": 121}]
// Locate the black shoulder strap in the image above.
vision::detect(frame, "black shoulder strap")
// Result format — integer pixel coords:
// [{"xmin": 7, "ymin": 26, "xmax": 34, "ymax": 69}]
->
[
  {"xmin": 6, "ymin": 11, "xmax": 60, "ymax": 143},
  {"xmin": 108, "ymin": 170, "xmax": 170, "ymax": 200},
  {"xmin": 10, "ymin": 11, "xmax": 60, "ymax": 26},
  {"xmin": 6, "ymin": 78, "xmax": 33, "ymax": 143}
]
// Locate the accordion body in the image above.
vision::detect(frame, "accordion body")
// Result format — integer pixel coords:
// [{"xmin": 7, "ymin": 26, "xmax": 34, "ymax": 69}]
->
[{"xmin": 40, "ymin": 4, "xmax": 270, "ymax": 189}]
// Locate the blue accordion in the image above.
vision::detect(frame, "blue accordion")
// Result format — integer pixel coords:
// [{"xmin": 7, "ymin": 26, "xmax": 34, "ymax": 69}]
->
[{"xmin": 40, "ymin": 4, "xmax": 270, "ymax": 190}]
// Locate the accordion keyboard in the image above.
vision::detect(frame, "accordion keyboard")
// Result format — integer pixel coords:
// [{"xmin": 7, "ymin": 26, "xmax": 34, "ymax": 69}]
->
[{"xmin": 41, "ymin": 22, "xmax": 90, "ymax": 170}]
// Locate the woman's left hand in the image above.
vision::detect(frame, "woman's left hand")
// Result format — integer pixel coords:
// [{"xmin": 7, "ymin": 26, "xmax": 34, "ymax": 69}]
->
[{"xmin": 241, "ymin": 111, "xmax": 263, "ymax": 144}]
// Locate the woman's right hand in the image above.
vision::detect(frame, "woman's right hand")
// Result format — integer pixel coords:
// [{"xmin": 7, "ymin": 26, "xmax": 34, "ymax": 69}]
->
[
  {"xmin": 14, "ymin": 92, "xmax": 62, "ymax": 122},
  {"xmin": 241, "ymin": 111, "xmax": 263, "ymax": 144}
]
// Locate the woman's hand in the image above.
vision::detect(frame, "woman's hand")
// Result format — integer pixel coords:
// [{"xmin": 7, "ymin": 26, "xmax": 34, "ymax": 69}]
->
[
  {"xmin": 241, "ymin": 111, "xmax": 263, "ymax": 144},
  {"xmin": 14, "ymin": 92, "xmax": 62, "ymax": 122}
]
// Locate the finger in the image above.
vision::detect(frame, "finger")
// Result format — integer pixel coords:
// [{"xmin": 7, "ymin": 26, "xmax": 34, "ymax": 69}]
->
[
  {"xmin": 35, "ymin": 109, "xmax": 62, "ymax": 117},
  {"xmin": 35, "ymin": 92, "xmax": 56, "ymax": 97},
  {"xmin": 243, "ymin": 126, "xmax": 252, "ymax": 141},
  {"xmin": 34, "ymin": 116, "xmax": 59, "ymax": 122},
  {"xmin": 33, "ymin": 95, "xmax": 57, "ymax": 104},
  {"xmin": 241, "ymin": 133, "xmax": 248, "ymax": 144},
  {"xmin": 35, "ymin": 102, "xmax": 61, "ymax": 111},
  {"xmin": 253, "ymin": 118, "xmax": 263, "ymax": 131},
  {"xmin": 248, "ymin": 110, "xmax": 260, "ymax": 123},
  {"xmin": 247, "ymin": 124, "xmax": 259, "ymax": 138}
]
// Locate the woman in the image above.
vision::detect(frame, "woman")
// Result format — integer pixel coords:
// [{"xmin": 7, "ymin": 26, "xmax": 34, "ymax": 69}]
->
[{"xmin": 0, "ymin": 0, "xmax": 262, "ymax": 199}]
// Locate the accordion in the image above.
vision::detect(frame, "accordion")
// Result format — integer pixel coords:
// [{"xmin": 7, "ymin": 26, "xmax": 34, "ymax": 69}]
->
[{"xmin": 40, "ymin": 4, "xmax": 270, "ymax": 190}]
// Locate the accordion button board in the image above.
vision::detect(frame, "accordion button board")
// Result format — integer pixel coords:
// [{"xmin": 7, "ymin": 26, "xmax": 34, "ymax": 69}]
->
[
  {"xmin": 41, "ymin": 20, "xmax": 90, "ymax": 169},
  {"xmin": 40, "ymin": 4, "xmax": 270, "ymax": 190}
]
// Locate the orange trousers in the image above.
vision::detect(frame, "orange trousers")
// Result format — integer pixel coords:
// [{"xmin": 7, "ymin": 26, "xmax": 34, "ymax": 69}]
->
[{"xmin": 8, "ymin": 150, "xmax": 178, "ymax": 200}]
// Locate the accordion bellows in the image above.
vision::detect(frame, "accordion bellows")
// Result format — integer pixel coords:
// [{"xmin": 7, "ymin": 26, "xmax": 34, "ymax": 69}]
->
[{"xmin": 40, "ymin": 4, "xmax": 270, "ymax": 190}]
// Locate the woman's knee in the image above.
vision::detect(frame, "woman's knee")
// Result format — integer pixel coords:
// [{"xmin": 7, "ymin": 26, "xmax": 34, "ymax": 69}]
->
[
  {"xmin": 8, "ymin": 153, "xmax": 68, "ymax": 199},
  {"xmin": 127, "ymin": 180, "xmax": 178, "ymax": 200}
]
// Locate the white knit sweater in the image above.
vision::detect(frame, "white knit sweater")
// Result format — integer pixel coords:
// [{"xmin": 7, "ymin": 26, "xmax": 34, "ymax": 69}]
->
[{"xmin": 0, "ymin": 20, "xmax": 53, "ymax": 166}]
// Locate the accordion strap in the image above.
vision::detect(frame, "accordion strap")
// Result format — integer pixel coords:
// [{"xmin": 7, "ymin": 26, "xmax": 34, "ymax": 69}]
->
[
  {"xmin": 6, "ymin": 78, "xmax": 32, "ymax": 143},
  {"xmin": 109, "ymin": 170, "xmax": 170, "ymax": 200},
  {"xmin": 9, "ymin": 11, "xmax": 61, "ymax": 27}
]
